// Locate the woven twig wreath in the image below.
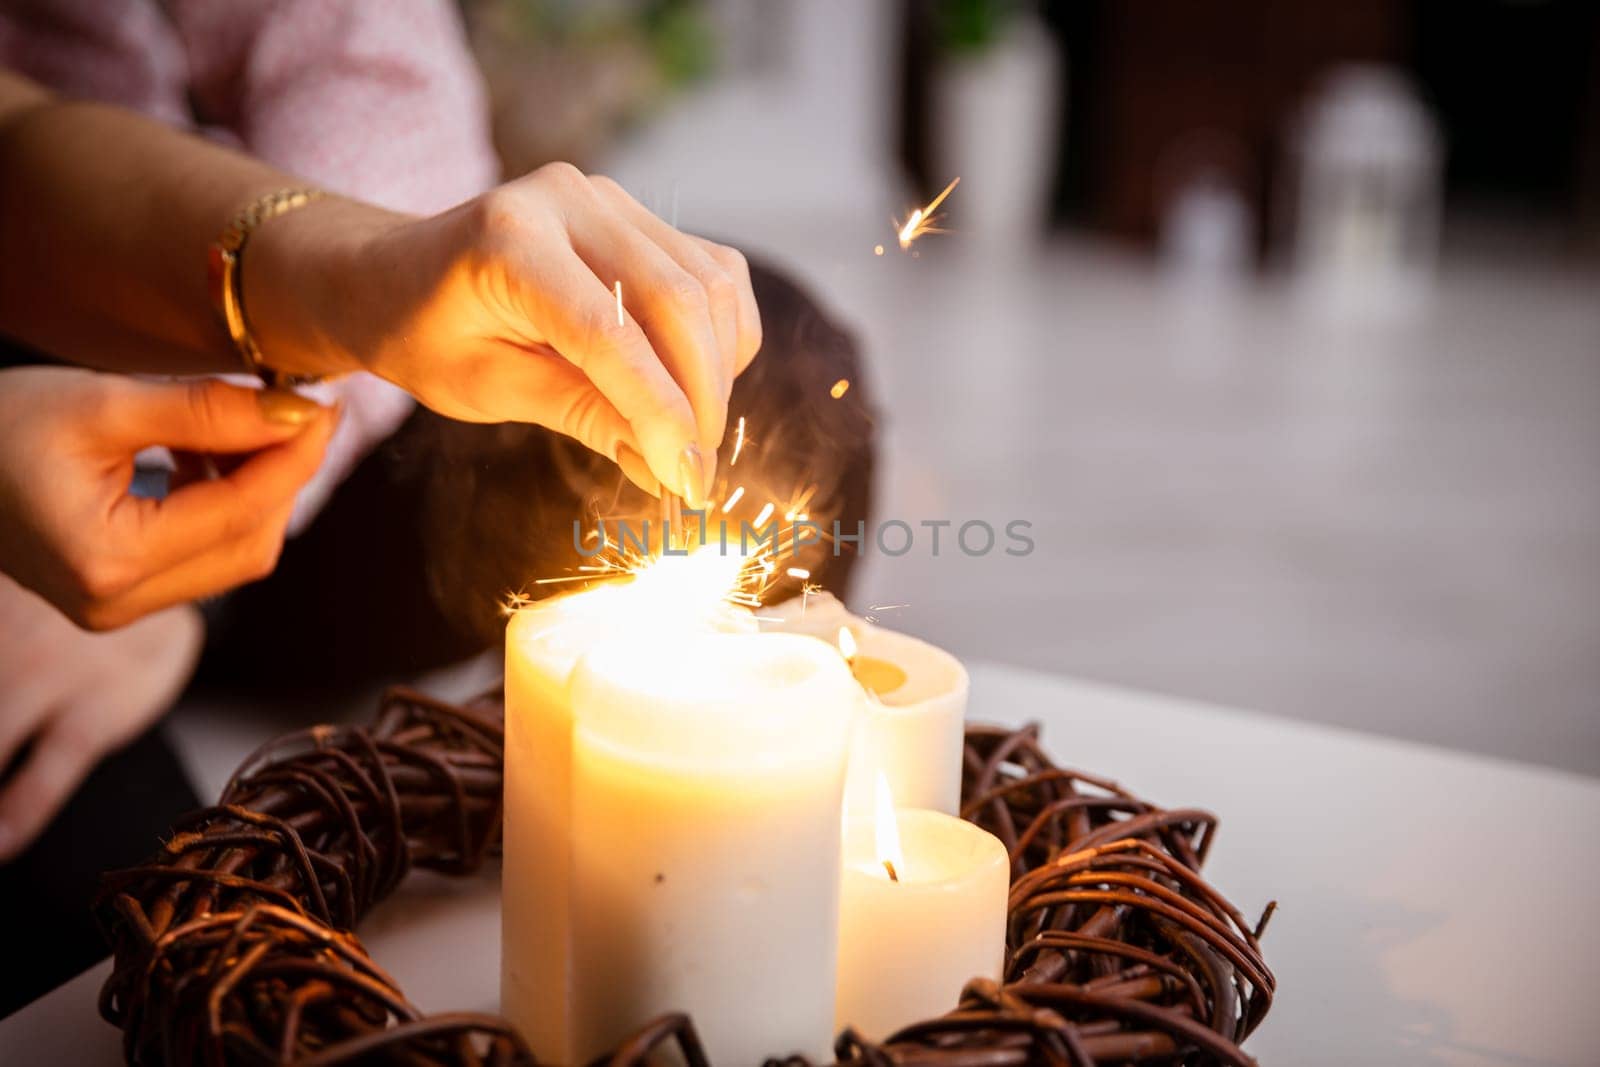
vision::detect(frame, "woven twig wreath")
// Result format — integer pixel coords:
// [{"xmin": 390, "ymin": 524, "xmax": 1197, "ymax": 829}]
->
[{"xmin": 94, "ymin": 688, "xmax": 1274, "ymax": 1065}]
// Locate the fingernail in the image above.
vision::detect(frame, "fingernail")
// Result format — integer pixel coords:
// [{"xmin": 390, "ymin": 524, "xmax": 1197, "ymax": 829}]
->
[
  {"xmin": 616, "ymin": 444, "xmax": 660, "ymax": 497},
  {"xmin": 678, "ymin": 444, "xmax": 708, "ymax": 508},
  {"xmin": 257, "ymin": 389, "xmax": 326, "ymax": 427}
]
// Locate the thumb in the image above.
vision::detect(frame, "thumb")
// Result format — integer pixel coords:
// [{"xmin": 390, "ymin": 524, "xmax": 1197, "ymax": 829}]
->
[{"xmin": 103, "ymin": 378, "xmax": 331, "ymax": 453}]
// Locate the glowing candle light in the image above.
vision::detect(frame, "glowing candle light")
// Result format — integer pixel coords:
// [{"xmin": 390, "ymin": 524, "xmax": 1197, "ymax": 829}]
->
[
  {"xmin": 772, "ymin": 593, "xmax": 968, "ymax": 816},
  {"xmin": 872, "ymin": 772, "xmax": 904, "ymax": 883},
  {"xmin": 501, "ymin": 552, "xmax": 755, "ymax": 1062},
  {"xmin": 835, "ymin": 782, "xmax": 1008, "ymax": 1042},
  {"xmin": 568, "ymin": 632, "xmax": 861, "ymax": 1063},
  {"xmin": 838, "ymin": 624, "xmax": 909, "ymax": 706}
]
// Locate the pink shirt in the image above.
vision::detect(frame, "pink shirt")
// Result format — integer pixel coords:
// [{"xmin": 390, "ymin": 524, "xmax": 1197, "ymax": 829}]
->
[{"xmin": 1, "ymin": 0, "xmax": 500, "ymax": 528}]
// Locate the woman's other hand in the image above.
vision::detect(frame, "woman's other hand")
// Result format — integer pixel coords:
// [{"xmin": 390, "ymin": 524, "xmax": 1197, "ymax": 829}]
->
[
  {"xmin": 250, "ymin": 164, "xmax": 762, "ymax": 503},
  {"xmin": 0, "ymin": 368, "xmax": 336, "ymax": 630},
  {"xmin": 0, "ymin": 576, "xmax": 201, "ymax": 861}
]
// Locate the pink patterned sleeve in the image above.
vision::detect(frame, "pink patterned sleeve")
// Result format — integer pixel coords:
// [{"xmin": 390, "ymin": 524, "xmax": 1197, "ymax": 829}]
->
[
  {"xmin": 172, "ymin": 0, "xmax": 499, "ymax": 212},
  {"xmin": 170, "ymin": 0, "xmax": 503, "ymax": 528}
]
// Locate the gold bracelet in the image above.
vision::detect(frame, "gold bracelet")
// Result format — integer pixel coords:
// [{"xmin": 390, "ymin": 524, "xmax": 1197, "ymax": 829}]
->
[{"xmin": 207, "ymin": 187, "xmax": 326, "ymax": 388}]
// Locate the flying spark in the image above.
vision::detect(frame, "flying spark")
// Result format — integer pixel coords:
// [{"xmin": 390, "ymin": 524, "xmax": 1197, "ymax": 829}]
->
[{"xmin": 894, "ymin": 176, "xmax": 960, "ymax": 251}]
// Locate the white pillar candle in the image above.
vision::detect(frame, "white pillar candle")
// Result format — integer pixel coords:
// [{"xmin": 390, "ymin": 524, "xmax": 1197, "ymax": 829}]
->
[
  {"xmin": 763, "ymin": 594, "xmax": 969, "ymax": 816},
  {"xmin": 502, "ymin": 555, "xmax": 755, "ymax": 1062},
  {"xmin": 502, "ymin": 586, "xmax": 625, "ymax": 1062},
  {"xmin": 568, "ymin": 632, "xmax": 861, "ymax": 1064},
  {"xmin": 835, "ymin": 794, "xmax": 1010, "ymax": 1042},
  {"xmin": 840, "ymin": 625, "xmax": 969, "ymax": 817}
]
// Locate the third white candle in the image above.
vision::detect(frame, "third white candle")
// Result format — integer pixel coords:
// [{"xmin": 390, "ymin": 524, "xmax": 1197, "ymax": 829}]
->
[{"xmin": 835, "ymin": 801, "xmax": 1010, "ymax": 1042}]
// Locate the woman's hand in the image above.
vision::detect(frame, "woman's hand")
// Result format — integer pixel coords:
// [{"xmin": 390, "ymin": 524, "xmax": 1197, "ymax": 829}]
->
[
  {"xmin": 0, "ymin": 367, "xmax": 337, "ymax": 630},
  {"xmin": 0, "ymin": 576, "xmax": 201, "ymax": 861},
  {"xmin": 250, "ymin": 163, "xmax": 762, "ymax": 502}
]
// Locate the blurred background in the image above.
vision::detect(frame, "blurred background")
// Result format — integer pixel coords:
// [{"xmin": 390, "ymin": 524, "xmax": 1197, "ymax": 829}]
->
[{"xmin": 461, "ymin": 0, "xmax": 1600, "ymax": 774}]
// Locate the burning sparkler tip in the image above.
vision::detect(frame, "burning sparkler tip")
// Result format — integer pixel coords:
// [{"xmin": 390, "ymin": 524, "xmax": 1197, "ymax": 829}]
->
[{"xmin": 893, "ymin": 175, "xmax": 961, "ymax": 251}]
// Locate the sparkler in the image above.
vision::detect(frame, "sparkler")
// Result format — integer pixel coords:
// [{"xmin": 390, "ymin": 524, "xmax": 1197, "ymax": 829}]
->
[
  {"xmin": 506, "ymin": 437, "xmax": 828, "ymax": 622},
  {"xmin": 784, "ymin": 484, "xmax": 818, "ymax": 522},
  {"xmin": 892, "ymin": 176, "xmax": 960, "ymax": 252}
]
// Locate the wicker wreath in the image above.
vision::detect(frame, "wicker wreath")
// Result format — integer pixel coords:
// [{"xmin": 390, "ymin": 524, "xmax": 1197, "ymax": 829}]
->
[{"xmin": 94, "ymin": 687, "xmax": 1274, "ymax": 1065}]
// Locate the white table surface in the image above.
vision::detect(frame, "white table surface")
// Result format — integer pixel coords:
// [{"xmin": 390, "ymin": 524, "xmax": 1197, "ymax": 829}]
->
[{"xmin": 5, "ymin": 661, "xmax": 1598, "ymax": 1066}]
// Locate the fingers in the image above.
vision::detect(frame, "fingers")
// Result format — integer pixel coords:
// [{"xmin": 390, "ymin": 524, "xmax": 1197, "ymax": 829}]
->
[
  {"xmin": 503, "ymin": 244, "xmax": 705, "ymax": 500},
  {"xmin": 0, "ymin": 710, "xmax": 99, "ymax": 862},
  {"xmin": 58, "ymin": 412, "xmax": 333, "ymax": 628},
  {"xmin": 103, "ymin": 377, "xmax": 331, "ymax": 453},
  {"xmin": 84, "ymin": 500, "xmax": 295, "ymax": 630},
  {"xmin": 0, "ymin": 683, "xmax": 55, "ymax": 801},
  {"xmin": 451, "ymin": 340, "xmax": 661, "ymax": 494},
  {"xmin": 590, "ymin": 179, "xmax": 743, "ymax": 393},
  {"xmin": 109, "ymin": 403, "xmax": 335, "ymax": 586},
  {"xmin": 0, "ymin": 601, "xmax": 200, "ymax": 861},
  {"xmin": 690, "ymin": 235, "xmax": 763, "ymax": 375},
  {"xmin": 614, "ymin": 441, "xmax": 659, "ymax": 497},
  {"xmin": 569, "ymin": 208, "xmax": 728, "ymax": 462}
]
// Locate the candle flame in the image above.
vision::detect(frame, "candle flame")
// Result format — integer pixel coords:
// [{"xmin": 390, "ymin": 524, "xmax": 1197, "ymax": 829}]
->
[
  {"xmin": 829, "ymin": 379, "xmax": 850, "ymax": 399},
  {"xmin": 837, "ymin": 625, "xmax": 857, "ymax": 663},
  {"xmin": 893, "ymin": 176, "xmax": 960, "ymax": 251},
  {"xmin": 874, "ymin": 771, "xmax": 904, "ymax": 882}
]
